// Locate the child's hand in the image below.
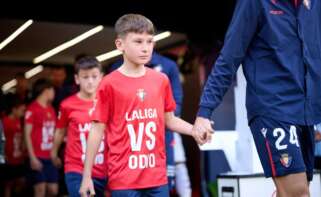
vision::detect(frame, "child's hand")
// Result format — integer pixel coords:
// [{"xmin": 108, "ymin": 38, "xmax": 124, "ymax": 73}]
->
[
  {"xmin": 51, "ymin": 153, "xmax": 62, "ymax": 168},
  {"xmin": 30, "ymin": 157, "xmax": 43, "ymax": 171},
  {"xmin": 79, "ymin": 177, "xmax": 95, "ymax": 197},
  {"xmin": 192, "ymin": 117, "xmax": 214, "ymax": 145}
]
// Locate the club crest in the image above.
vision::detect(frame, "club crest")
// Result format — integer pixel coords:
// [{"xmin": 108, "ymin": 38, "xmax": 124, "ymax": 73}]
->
[
  {"xmin": 136, "ymin": 89, "xmax": 146, "ymax": 101},
  {"xmin": 280, "ymin": 153, "xmax": 292, "ymax": 168}
]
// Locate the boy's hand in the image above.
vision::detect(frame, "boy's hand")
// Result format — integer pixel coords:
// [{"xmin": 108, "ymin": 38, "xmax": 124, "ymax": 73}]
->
[
  {"xmin": 192, "ymin": 117, "xmax": 214, "ymax": 145},
  {"xmin": 79, "ymin": 177, "xmax": 95, "ymax": 197},
  {"xmin": 50, "ymin": 151, "xmax": 62, "ymax": 168},
  {"xmin": 30, "ymin": 157, "xmax": 43, "ymax": 171}
]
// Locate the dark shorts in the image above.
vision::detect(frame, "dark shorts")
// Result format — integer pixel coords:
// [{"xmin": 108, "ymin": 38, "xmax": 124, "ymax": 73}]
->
[
  {"xmin": 111, "ymin": 184, "xmax": 169, "ymax": 197},
  {"xmin": 4, "ymin": 163, "xmax": 27, "ymax": 180},
  {"xmin": 65, "ymin": 172, "xmax": 107, "ymax": 197},
  {"xmin": 28, "ymin": 158, "xmax": 59, "ymax": 185},
  {"xmin": 250, "ymin": 116, "xmax": 315, "ymax": 181}
]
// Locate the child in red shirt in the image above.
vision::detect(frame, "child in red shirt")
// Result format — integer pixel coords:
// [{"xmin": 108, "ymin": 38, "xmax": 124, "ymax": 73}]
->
[
  {"xmin": 51, "ymin": 56, "xmax": 107, "ymax": 197},
  {"xmin": 24, "ymin": 78, "xmax": 58, "ymax": 197}
]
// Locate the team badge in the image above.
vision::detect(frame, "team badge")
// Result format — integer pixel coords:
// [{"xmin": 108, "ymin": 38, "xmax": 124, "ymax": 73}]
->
[
  {"xmin": 280, "ymin": 153, "xmax": 292, "ymax": 168},
  {"xmin": 136, "ymin": 89, "xmax": 146, "ymax": 102}
]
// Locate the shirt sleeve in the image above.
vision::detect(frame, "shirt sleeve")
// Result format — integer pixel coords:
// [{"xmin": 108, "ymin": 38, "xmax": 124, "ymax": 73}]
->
[
  {"xmin": 164, "ymin": 76, "xmax": 176, "ymax": 112},
  {"xmin": 91, "ymin": 80, "xmax": 111, "ymax": 124},
  {"xmin": 24, "ymin": 107, "xmax": 34, "ymax": 125},
  {"xmin": 198, "ymin": 0, "xmax": 262, "ymax": 118},
  {"xmin": 56, "ymin": 103, "xmax": 68, "ymax": 129}
]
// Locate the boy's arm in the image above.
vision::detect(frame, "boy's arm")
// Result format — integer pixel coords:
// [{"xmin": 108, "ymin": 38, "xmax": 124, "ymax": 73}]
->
[
  {"xmin": 51, "ymin": 128, "xmax": 66, "ymax": 167},
  {"xmin": 24, "ymin": 123, "xmax": 42, "ymax": 171},
  {"xmin": 165, "ymin": 112, "xmax": 192, "ymax": 136},
  {"xmin": 79, "ymin": 121, "xmax": 105, "ymax": 196},
  {"xmin": 165, "ymin": 112, "xmax": 213, "ymax": 144},
  {"xmin": 24, "ymin": 124, "xmax": 35, "ymax": 159}
]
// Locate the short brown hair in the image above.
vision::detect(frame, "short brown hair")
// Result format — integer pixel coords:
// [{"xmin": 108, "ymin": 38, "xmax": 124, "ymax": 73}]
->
[
  {"xmin": 32, "ymin": 78, "xmax": 53, "ymax": 99},
  {"xmin": 74, "ymin": 56, "xmax": 102, "ymax": 74},
  {"xmin": 115, "ymin": 14, "xmax": 155, "ymax": 37}
]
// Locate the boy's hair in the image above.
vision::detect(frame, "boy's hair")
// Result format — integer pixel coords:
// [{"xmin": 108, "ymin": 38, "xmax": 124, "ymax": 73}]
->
[
  {"xmin": 74, "ymin": 56, "xmax": 102, "ymax": 73},
  {"xmin": 115, "ymin": 14, "xmax": 155, "ymax": 38},
  {"xmin": 4, "ymin": 94, "xmax": 24, "ymax": 115},
  {"xmin": 32, "ymin": 78, "xmax": 53, "ymax": 99}
]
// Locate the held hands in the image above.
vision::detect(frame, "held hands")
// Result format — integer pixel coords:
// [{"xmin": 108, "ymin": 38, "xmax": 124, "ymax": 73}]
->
[{"xmin": 192, "ymin": 117, "xmax": 214, "ymax": 145}]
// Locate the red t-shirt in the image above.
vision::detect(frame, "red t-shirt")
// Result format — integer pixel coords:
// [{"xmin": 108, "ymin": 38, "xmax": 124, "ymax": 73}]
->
[
  {"xmin": 2, "ymin": 116, "xmax": 24, "ymax": 165},
  {"xmin": 56, "ymin": 94, "xmax": 107, "ymax": 178},
  {"xmin": 91, "ymin": 68, "xmax": 176, "ymax": 190},
  {"xmin": 25, "ymin": 101, "xmax": 56, "ymax": 159}
]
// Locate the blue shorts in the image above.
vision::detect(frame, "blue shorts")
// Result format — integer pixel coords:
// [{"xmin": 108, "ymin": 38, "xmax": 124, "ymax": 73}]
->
[
  {"xmin": 65, "ymin": 172, "xmax": 107, "ymax": 197},
  {"xmin": 250, "ymin": 116, "xmax": 315, "ymax": 181},
  {"xmin": 111, "ymin": 184, "xmax": 169, "ymax": 197},
  {"xmin": 28, "ymin": 158, "xmax": 59, "ymax": 185}
]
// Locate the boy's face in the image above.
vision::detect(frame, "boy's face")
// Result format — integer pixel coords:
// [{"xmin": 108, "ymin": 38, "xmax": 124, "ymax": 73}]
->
[
  {"xmin": 116, "ymin": 32, "xmax": 154, "ymax": 66},
  {"xmin": 75, "ymin": 68, "xmax": 102, "ymax": 95},
  {"xmin": 45, "ymin": 87, "xmax": 55, "ymax": 102},
  {"xmin": 13, "ymin": 104, "xmax": 26, "ymax": 118}
]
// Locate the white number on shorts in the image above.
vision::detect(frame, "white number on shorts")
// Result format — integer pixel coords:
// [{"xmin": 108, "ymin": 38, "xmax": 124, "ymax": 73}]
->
[
  {"xmin": 273, "ymin": 128, "xmax": 287, "ymax": 150},
  {"xmin": 273, "ymin": 126, "xmax": 299, "ymax": 150},
  {"xmin": 289, "ymin": 126, "xmax": 299, "ymax": 147}
]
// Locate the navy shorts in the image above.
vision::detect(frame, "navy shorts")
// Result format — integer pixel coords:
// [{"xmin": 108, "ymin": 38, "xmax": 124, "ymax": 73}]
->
[
  {"xmin": 250, "ymin": 116, "xmax": 315, "ymax": 181},
  {"xmin": 65, "ymin": 172, "xmax": 107, "ymax": 197},
  {"xmin": 4, "ymin": 163, "xmax": 27, "ymax": 180},
  {"xmin": 111, "ymin": 184, "xmax": 169, "ymax": 197},
  {"xmin": 28, "ymin": 158, "xmax": 59, "ymax": 185}
]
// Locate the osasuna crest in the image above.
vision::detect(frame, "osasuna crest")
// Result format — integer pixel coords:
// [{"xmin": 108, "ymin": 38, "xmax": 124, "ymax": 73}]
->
[
  {"xmin": 261, "ymin": 128, "xmax": 267, "ymax": 138},
  {"xmin": 303, "ymin": 0, "xmax": 311, "ymax": 10},
  {"xmin": 136, "ymin": 89, "xmax": 146, "ymax": 102},
  {"xmin": 280, "ymin": 153, "xmax": 292, "ymax": 168}
]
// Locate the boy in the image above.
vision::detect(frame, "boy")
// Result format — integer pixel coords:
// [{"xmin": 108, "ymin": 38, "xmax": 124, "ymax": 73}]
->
[
  {"xmin": 80, "ymin": 14, "xmax": 207, "ymax": 197},
  {"xmin": 109, "ymin": 52, "xmax": 186, "ymax": 192},
  {"xmin": 2, "ymin": 96, "xmax": 26, "ymax": 197},
  {"xmin": 25, "ymin": 78, "xmax": 58, "ymax": 197},
  {"xmin": 51, "ymin": 56, "xmax": 107, "ymax": 197}
]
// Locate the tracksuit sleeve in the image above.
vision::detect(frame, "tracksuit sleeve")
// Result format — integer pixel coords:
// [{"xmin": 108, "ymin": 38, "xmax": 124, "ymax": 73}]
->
[{"xmin": 198, "ymin": 0, "xmax": 262, "ymax": 118}]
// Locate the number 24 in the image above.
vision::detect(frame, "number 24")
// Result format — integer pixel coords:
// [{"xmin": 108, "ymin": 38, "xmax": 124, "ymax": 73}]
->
[{"xmin": 273, "ymin": 126, "xmax": 299, "ymax": 150}]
